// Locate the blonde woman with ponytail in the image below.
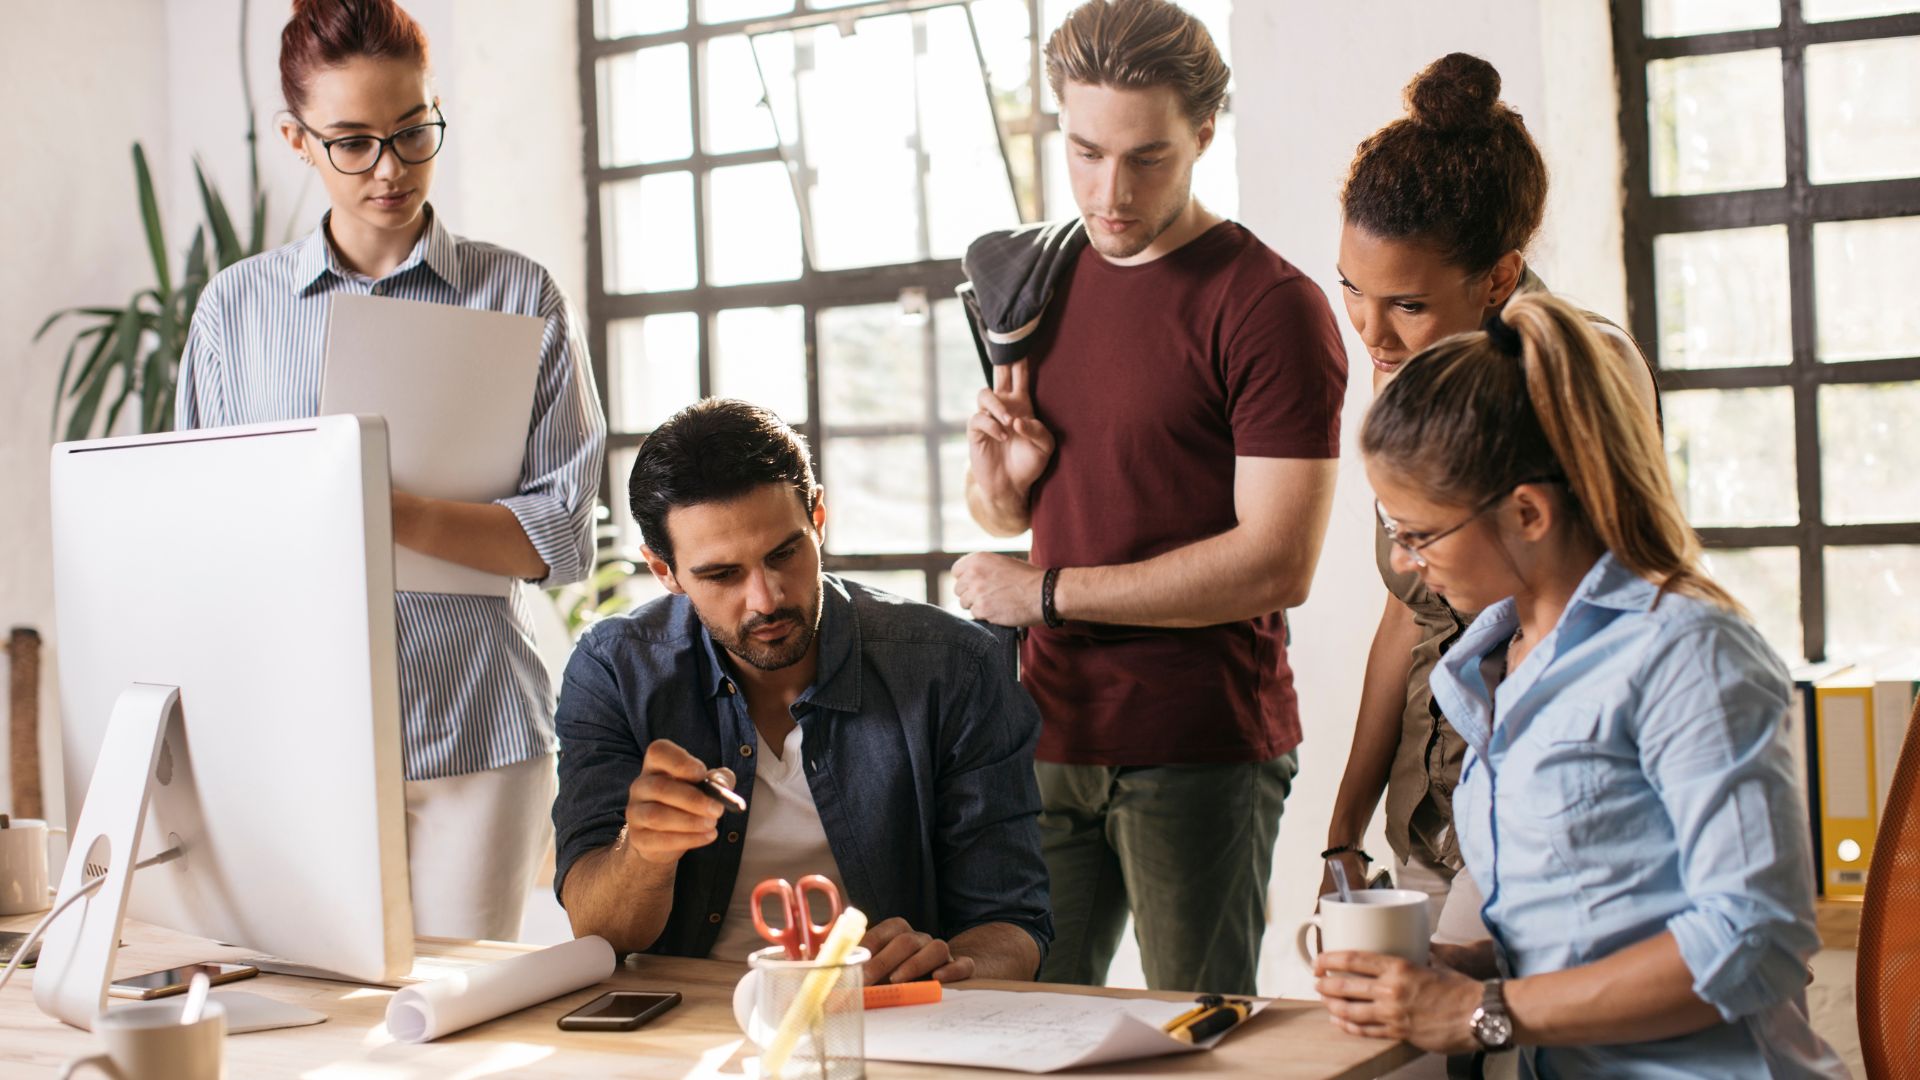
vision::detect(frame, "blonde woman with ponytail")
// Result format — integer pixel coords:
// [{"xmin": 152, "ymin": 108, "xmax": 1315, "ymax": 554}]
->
[{"xmin": 1313, "ymin": 294, "xmax": 1845, "ymax": 1078}]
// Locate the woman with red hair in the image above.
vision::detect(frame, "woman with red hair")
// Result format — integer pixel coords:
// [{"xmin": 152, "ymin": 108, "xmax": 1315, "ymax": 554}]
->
[{"xmin": 177, "ymin": 0, "xmax": 605, "ymax": 940}]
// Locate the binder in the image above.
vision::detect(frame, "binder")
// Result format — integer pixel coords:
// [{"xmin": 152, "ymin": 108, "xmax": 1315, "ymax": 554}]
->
[
  {"xmin": 1870, "ymin": 652, "xmax": 1920, "ymax": 824},
  {"xmin": 1814, "ymin": 667, "xmax": 1878, "ymax": 897},
  {"xmin": 1789, "ymin": 660, "xmax": 1851, "ymax": 894}
]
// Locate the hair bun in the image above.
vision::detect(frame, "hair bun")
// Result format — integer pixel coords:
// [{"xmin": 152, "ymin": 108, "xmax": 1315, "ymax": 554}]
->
[{"xmin": 1406, "ymin": 52, "xmax": 1502, "ymax": 134}]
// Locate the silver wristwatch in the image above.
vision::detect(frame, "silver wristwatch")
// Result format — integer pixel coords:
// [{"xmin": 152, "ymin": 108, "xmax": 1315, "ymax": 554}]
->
[{"xmin": 1469, "ymin": 978, "xmax": 1515, "ymax": 1053}]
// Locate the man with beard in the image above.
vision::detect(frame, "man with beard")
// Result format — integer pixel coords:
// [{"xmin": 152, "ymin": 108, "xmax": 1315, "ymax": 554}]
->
[
  {"xmin": 951, "ymin": 0, "xmax": 1346, "ymax": 994},
  {"xmin": 552, "ymin": 399, "xmax": 1051, "ymax": 984}
]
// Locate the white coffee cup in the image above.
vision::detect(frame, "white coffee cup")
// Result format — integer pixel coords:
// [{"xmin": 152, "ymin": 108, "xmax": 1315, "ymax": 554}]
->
[
  {"xmin": 1296, "ymin": 889, "xmax": 1432, "ymax": 969},
  {"xmin": 60, "ymin": 999, "xmax": 227, "ymax": 1080},
  {"xmin": 0, "ymin": 817, "xmax": 54, "ymax": 916}
]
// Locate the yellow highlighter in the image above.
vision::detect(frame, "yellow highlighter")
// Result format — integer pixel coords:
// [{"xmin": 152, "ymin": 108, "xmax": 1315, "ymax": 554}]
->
[{"xmin": 760, "ymin": 905, "xmax": 869, "ymax": 1077}]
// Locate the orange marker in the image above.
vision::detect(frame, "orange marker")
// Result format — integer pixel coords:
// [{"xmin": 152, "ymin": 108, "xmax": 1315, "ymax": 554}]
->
[{"xmin": 863, "ymin": 980, "xmax": 942, "ymax": 1010}]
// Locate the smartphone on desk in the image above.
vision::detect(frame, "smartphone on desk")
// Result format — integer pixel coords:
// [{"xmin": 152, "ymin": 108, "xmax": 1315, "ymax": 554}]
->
[
  {"xmin": 557, "ymin": 990, "xmax": 682, "ymax": 1031},
  {"xmin": 0, "ymin": 930, "xmax": 41, "ymax": 968},
  {"xmin": 108, "ymin": 961, "xmax": 258, "ymax": 999}
]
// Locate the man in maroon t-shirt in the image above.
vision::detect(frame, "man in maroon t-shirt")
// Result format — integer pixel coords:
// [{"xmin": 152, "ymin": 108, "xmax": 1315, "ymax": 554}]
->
[{"xmin": 952, "ymin": 0, "xmax": 1346, "ymax": 995}]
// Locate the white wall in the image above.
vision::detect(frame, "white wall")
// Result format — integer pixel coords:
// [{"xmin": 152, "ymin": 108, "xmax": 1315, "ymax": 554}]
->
[
  {"xmin": 0, "ymin": 0, "xmax": 176, "ymax": 826},
  {"xmin": 1230, "ymin": 0, "xmax": 1626, "ymax": 995},
  {"xmin": 0, "ymin": 0, "xmax": 583, "ymax": 822}
]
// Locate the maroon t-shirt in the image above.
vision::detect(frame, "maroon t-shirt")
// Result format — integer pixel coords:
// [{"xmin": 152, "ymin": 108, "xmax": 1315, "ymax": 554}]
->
[{"xmin": 1022, "ymin": 222, "xmax": 1347, "ymax": 765}]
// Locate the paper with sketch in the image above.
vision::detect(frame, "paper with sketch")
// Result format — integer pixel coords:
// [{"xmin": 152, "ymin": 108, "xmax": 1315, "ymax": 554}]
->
[
  {"xmin": 320, "ymin": 292, "xmax": 544, "ymax": 596},
  {"xmin": 861, "ymin": 989, "xmax": 1269, "ymax": 1073}
]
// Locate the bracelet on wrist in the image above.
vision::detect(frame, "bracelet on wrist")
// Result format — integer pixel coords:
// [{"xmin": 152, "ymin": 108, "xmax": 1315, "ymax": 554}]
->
[
  {"xmin": 1040, "ymin": 567, "xmax": 1066, "ymax": 629},
  {"xmin": 1319, "ymin": 844, "xmax": 1373, "ymax": 864}
]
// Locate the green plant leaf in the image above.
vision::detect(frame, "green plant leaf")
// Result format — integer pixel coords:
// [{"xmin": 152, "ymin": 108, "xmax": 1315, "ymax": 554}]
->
[
  {"xmin": 140, "ymin": 342, "xmax": 170, "ymax": 433},
  {"xmin": 133, "ymin": 144, "xmax": 171, "ymax": 298},
  {"xmin": 34, "ymin": 306, "xmax": 124, "ymax": 342},
  {"xmin": 194, "ymin": 157, "xmax": 242, "ymax": 269},
  {"xmin": 250, "ymin": 191, "xmax": 267, "ymax": 256},
  {"xmin": 50, "ymin": 324, "xmax": 109, "ymax": 435}
]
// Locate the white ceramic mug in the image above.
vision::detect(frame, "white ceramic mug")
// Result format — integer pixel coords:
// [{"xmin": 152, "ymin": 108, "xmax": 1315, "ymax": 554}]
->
[
  {"xmin": 60, "ymin": 1000, "xmax": 227, "ymax": 1080},
  {"xmin": 1296, "ymin": 889, "xmax": 1432, "ymax": 969},
  {"xmin": 0, "ymin": 817, "xmax": 54, "ymax": 916}
]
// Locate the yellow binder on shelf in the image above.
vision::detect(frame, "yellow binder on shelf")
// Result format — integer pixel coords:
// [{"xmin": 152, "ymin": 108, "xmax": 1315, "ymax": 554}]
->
[{"xmin": 1814, "ymin": 668, "xmax": 1878, "ymax": 897}]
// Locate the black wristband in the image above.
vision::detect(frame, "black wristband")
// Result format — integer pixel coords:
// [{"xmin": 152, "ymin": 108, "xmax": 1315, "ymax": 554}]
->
[
  {"xmin": 1319, "ymin": 844, "xmax": 1374, "ymax": 864},
  {"xmin": 1040, "ymin": 567, "xmax": 1065, "ymax": 629}
]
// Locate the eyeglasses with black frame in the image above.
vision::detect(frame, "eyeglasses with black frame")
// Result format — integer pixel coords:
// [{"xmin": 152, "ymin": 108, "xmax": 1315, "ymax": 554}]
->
[
  {"xmin": 1376, "ymin": 476, "xmax": 1564, "ymax": 569},
  {"xmin": 296, "ymin": 105, "xmax": 446, "ymax": 175}
]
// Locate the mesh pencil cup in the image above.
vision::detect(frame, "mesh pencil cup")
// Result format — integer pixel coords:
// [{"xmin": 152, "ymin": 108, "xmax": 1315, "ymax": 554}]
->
[{"xmin": 746, "ymin": 945, "xmax": 869, "ymax": 1080}]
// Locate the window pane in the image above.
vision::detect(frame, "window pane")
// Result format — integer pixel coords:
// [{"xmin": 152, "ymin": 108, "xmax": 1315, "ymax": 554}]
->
[
  {"xmin": 938, "ymin": 571, "xmax": 964, "ymax": 615},
  {"xmin": 699, "ymin": 0, "xmax": 792, "ymax": 20},
  {"xmin": 1821, "ymin": 382, "xmax": 1920, "ymax": 525},
  {"xmin": 703, "ymin": 34, "xmax": 784, "ymax": 155},
  {"xmin": 757, "ymin": 9, "xmax": 1017, "ymax": 270},
  {"xmin": 1827, "ymin": 546, "xmax": 1920, "ymax": 657},
  {"xmin": 707, "ymin": 161, "xmax": 803, "ymax": 286},
  {"xmin": 1654, "ymin": 226, "xmax": 1791, "ymax": 368},
  {"xmin": 935, "ymin": 298, "xmax": 984, "ymax": 423},
  {"xmin": 1701, "ymin": 547, "xmax": 1803, "ymax": 661},
  {"xmin": 609, "ymin": 447, "xmax": 643, "ymax": 552},
  {"xmin": 823, "ymin": 436, "xmax": 930, "ymax": 553},
  {"xmin": 1647, "ymin": 49, "xmax": 1785, "ymax": 196},
  {"xmin": 1663, "ymin": 387, "xmax": 1798, "ymax": 527},
  {"xmin": 1804, "ymin": 0, "xmax": 1920, "ymax": 19},
  {"xmin": 940, "ymin": 435, "xmax": 1031, "ymax": 553},
  {"xmin": 920, "ymin": 7, "xmax": 1027, "ymax": 261},
  {"xmin": 608, "ymin": 313, "xmax": 700, "ymax": 431},
  {"xmin": 597, "ymin": 45, "xmax": 692, "ymax": 167},
  {"xmin": 1815, "ymin": 216, "xmax": 1920, "ymax": 362},
  {"xmin": 833, "ymin": 570, "xmax": 928, "ymax": 602},
  {"xmin": 713, "ymin": 306, "xmax": 808, "ymax": 424},
  {"xmin": 819, "ymin": 304, "xmax": 927, "ymax": 426},
  {"xmin": 602, "ymin": 172, "xmax": 698, "ymax": 294},
  {"xmin": 1643, "ymin": 0, "xmax": 1779, "ymax": 36},
  {"xmin": 599, "ymin": 0, "xmax": 687, "ymax": 37},
  {"xmin": 1042, "ymin": 129, "xmax": 1075, "ymax": 221},
  {"xmin": 1806, "ymin": 37, "xmax": 1920, "ymax": 185}
]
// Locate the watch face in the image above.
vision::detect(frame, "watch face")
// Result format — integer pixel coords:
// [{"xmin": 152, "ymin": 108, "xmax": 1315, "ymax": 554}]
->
[{"xmin": 1474, "ymin": 1009, "xmax": 1514, "ymax": 1048}]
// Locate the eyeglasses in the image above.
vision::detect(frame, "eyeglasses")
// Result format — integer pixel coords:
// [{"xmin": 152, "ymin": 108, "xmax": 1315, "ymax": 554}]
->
[
  {"xmin": 297, "ymin": 106, "xmax": 446, "ymax": 175},
  {"xmin": 1376, "ymin": 477, "xmax": 1564, "ymax": 569}
]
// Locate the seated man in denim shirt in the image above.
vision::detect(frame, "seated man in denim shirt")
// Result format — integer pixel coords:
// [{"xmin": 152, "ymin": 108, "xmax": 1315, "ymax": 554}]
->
[{"xmin": 553, "ymin": 398, "xmax": 1051, "ymax": 984}]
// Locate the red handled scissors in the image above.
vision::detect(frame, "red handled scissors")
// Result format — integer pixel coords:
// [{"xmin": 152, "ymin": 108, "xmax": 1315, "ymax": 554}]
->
[{"xmin": 751, "ymin": 875, "xmax": 844, "ymax": 960}]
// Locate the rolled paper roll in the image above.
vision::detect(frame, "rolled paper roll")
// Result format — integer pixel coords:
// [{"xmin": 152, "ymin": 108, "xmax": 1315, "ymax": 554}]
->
[{"xmin": 385, "ymin": 936, "xmax": 616, "ymax": 1043}]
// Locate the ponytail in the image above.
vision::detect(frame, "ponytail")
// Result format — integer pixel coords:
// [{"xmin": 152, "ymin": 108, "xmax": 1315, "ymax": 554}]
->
[{"xmin": 1362, "ymin": 292, "xmax": 1740, "ymax": 612}]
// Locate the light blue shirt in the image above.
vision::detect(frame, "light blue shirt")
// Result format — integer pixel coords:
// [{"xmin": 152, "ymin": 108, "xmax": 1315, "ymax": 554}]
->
[
  {"xmin": 1432, "ymin": 553, "xmax": 1847, "ymax": 1079},
  {"xmin": 177, "ymin": 209, "xmax": 606, "ymax": 781}
]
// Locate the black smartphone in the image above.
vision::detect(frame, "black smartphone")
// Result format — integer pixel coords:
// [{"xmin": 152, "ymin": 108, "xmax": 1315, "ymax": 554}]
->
[
  {"xmin": 556, "ymin": 990, "xmax": 682, "ymax": 1031},
  {"xmin": 107, "ymin": 961, "xmax": 258, "ymax": 999},
  {"xmin": 0, "ymin": 930, "xmax": 40, "ymax": 968}
]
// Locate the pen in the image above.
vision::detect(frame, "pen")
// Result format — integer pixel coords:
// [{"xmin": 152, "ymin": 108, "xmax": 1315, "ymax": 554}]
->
[
  {"xmin": 697, "ymin": 775, "xmax": 747, "ymax": 813},
  {"xmin": 1167, "ymin": 998, "xmax": 1251, "ymax": 1044}
]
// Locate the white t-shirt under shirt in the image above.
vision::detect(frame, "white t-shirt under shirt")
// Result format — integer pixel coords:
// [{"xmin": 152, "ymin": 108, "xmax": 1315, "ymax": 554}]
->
[{"xmin": 707, "ymin": 722, "xmax": 848, "ymax": 962}]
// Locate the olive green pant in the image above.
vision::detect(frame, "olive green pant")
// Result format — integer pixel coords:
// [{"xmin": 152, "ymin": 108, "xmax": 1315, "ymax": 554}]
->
[{"xmin": 1034, "ymin": 753, "xmax": 1297, "ymax": 995}]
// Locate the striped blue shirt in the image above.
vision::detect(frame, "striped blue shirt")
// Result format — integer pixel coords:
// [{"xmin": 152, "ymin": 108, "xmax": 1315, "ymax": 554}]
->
[{"xmin": 176, "ymin": 209, "xmax": 607, "ymax": 781}]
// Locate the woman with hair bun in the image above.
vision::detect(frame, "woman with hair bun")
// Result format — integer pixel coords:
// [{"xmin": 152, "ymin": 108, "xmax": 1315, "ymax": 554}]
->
[
  {"xmin": 1314, "ymin": 293, "xmax": 1845, "ymax": 1077},
  {"xmin": 1318, "ymin": 53, "xmax": 1657, "ymax": 946},
  {"xmin": 176, "ymin": 0, "xmax": 605, "ymax": 940}
]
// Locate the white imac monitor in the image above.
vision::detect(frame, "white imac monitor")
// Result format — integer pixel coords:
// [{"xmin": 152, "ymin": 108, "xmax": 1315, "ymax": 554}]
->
[{"xmin": 39, "ymin": 415, "xmax": 412, "ymax": 1027}]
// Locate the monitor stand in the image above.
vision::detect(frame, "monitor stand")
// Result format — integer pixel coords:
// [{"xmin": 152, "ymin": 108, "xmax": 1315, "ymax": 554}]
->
[{"xmin": 33, "ymin": 684, "xmax": 323, "ymax": 1034}]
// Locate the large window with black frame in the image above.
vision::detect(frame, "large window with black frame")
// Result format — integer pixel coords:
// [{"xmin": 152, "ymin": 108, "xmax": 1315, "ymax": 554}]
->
[
  {"xmin": 576, "ymin": 0, "xmax": 1235, "ymax": 613},
  {"xmin": 1613, "ymin": 0, "xmax": 1920, "ymax": 663}
]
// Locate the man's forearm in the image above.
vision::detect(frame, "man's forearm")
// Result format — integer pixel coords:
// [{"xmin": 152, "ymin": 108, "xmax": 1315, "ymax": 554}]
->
[
  {"xmin": 951, "ymin": 922, "xmax": 1042, "ymax": 981},
  {"xmin": 559, "ymin": 839, "xmax": 679, "ymax": 954},
  {"xmin": 966, "ymin": 474, "xmax": 1032, "ymax": 538},
  {"xmin": 1051, "ymin": 525, "xmax": 1320, "ymax": 628}
]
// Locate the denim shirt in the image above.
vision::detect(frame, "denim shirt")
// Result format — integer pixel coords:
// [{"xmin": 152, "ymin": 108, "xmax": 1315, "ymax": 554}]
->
[
  {"xmin": 1432, "ymin": 554, "xmax": 1847, "ymax": 1079},
  {"xmin": 551, "ymin": 575, "xmax": 1053, "ymax": 962}
]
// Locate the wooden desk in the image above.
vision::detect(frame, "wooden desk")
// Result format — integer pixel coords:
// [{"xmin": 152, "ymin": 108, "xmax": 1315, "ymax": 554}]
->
[{"xmin": 0, "ymin": 917, "xmax": 1419, "ymax": 1079}]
